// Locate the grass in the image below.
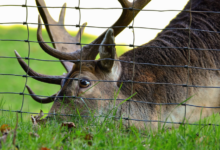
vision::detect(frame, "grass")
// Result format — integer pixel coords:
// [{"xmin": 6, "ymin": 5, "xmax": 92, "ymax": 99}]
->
[
  {"xmin": 0, "ymin": 109, "xmax": 220, "ymax": 149},
  {"xmin": 1, "ymin": 25, "xmax": 220, "ymax": 149}
]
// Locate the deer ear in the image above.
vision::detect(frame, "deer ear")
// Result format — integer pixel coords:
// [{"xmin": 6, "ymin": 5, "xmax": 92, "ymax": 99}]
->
[
  {"xmin": 99, "ymin": 28, "xmax": 122, "ymax": 81},
  {"xmin": 99, "ymin": 28, "xmax": 116, "ymax": 71}
]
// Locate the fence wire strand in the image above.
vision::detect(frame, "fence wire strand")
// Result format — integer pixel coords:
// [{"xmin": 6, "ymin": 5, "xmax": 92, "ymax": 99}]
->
[
  {"xmin": 0, "ymin": 1, "xmax": 220, "ymax": 129},
  {"xmin": 184, "ymin": 0, "xmax": 193, "ymax": 136},
  {"xmin": 19, "ymin": 0, "xmax": 31, "ymax": 120}
]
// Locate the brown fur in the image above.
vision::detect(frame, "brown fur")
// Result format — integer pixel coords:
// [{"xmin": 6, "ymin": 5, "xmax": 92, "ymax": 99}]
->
[
  {"xmin": 48, "ymin": 0, "xmax": 220, "ymax": 129},
  {"xmin": 118, "ymin": 0, "xmax": 220, "ymax": 119}
]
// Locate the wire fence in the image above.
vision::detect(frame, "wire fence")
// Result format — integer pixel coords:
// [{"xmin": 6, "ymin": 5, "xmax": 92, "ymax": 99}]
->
[{"xmin": 1, "ymin": 0, "xmax": 220, "ymax": 130}]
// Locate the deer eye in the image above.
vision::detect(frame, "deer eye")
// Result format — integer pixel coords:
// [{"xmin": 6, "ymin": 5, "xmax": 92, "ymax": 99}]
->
[{"xmin": 79, "ymin": 79, "xmax": 91, "ymax": 88}]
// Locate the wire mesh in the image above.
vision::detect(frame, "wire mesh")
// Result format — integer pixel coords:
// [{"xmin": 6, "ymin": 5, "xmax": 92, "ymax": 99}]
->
[{"xmin": 0, "ymin": 0, "xmax": 220, "ymax": 129}]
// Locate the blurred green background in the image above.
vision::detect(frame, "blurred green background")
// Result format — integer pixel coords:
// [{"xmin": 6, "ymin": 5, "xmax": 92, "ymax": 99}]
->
[{"xmin": 0, "ymin": 25, "xmax": 129, "ymax": 115}]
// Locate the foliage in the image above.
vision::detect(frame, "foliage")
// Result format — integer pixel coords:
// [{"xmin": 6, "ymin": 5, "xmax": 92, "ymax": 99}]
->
[{"xmin": 0, "ymin": 109, "xmax": 219, "ymax": 149}]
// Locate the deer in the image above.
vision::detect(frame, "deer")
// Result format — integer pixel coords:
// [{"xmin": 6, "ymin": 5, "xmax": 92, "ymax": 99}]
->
[{"xmin": 14, "ymin": 0, "xmax": 220, "ymax": 129}]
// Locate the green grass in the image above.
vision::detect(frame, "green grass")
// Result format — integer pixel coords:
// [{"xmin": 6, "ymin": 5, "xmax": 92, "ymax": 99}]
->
[
  {"xmin": 0, "ymin": 109, "xmax": 220, "ymax": 149},
  {"xmin": 0, "ymin": 25, "xmax": 129, "ymax": 116},
  {"xmin": 1, "ymin": 25, "xmax": 220, "ymax": 149}
]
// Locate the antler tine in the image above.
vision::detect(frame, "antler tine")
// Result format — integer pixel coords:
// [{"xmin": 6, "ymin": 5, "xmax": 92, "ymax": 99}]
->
[
  {"xmin": 37, "ymin": 18, "xmax": 76, "ymax": 60},
  {"xmin": 14, "ymin": 50, "xmax": 64, "ymax": 85},
  {"xmin": 36, "ymin": 0, "xmax": 87, "ymax": 72},
  {"xmin": 114, "ymin": 0, "xmax": 151, "ymax": 36},
  {"xmin": 37, "ymin": 17, "xmax": 89, "ymax": 63},
  {"xmin": 75, "ymin": 22, "xmax": 87, "ymax": 44},
  {"xmin": 58, "ymin": 3, "xmax": 66, "ymax": 25},
  {"xmin": 26, "ymin": 85, "xmax": 55, "ymax": 103}
]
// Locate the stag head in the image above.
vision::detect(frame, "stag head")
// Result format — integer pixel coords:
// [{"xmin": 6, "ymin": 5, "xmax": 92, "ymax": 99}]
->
[{"xmin": 15, "ymin": 0, "xmax": 150, "ymax": 119}]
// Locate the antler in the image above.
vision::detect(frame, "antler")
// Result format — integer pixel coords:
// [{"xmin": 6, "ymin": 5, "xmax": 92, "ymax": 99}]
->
[
  {"xmin": 37, "ymin": 0, "xmax": 151, "ymax": 61},
  {"xmin": 36, "ymin": 0, "xmax": 87, "ymax": 72},
  {"xmin": 16, "ymin": 0, "xmax": 151, "ymax": 103},
  {"xmin": 14, "ymin": 50, "xmax": 64, "ymax": 85},
  {"xmin": 26, "ymin": 85, "xmax": 55, "ymax": 103}
]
